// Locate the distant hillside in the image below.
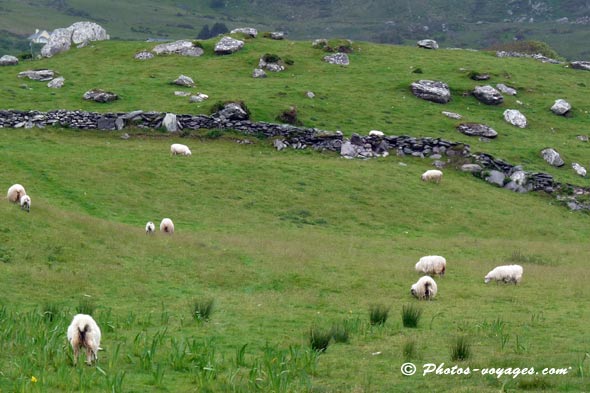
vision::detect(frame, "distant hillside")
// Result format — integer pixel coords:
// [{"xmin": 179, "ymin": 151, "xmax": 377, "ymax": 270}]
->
[{"xmin": 0, "ymin": 0, "xmax": 589, "ymax": 59}]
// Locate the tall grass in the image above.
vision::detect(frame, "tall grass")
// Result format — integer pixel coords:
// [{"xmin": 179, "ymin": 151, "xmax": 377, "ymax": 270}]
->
[{"xmin": 401, "ymin": 304, "xmax": 422, "ymax": 328}]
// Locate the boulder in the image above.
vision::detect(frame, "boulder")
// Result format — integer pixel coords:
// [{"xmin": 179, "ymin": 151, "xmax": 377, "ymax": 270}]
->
[
  {"xmin": 306, "ymin": 91, "xmax": 315, "ymax": 99},
  {"xmin": 174, "ymin": 91, "xmax": 191, "ymax": 97},
  {"xmin": 541, "ymin": 148, "xmax": 564, "ymax": 167},
  {"xmin": 83, "ymin": 89, "xmax": 118, "ymax": 103},
  {"xmin": 269, "ymin": 31, "xmax": 285, "ymax": 40},
  {"xmin": 461, "ymin": 164, "xmax": 482, "ymax": 173},
  {"xmin": 173, "ymin": 75, "xmax": 195, "ymax": 87},
  {"xmin": 41, "ymin": 22, "xmax": 109, "ymax": 57},
  {"xmin": 572, "ymin": 163, "xmax": 587, "ymax": 176},
  {"xmin": 152, "ymin": 40, "xmax": 204, "ymax": 57},
  {"xmin": 473, "ymin": 85, "xmax": 503, "ymax": 105},
  {"xmin": 0, "ymin": 55, "xmax": 18, "ymax": 66},
  {"xmin": 411, "ymin": 80, "xmax": 451, "ymax": 104},
  {"xmin": 570, "ymin": 61, "xmax": 590, "ymax": 71},
  {"xmin": 312, "ymin": 39, "xmax": 328, "ymax": 48},
  {"xmin": 484, "ymin": 170, "xmax": 506, "ymax": 187},
  {"xmin": 47, "ymin": 76, "xmax": 65, "ymax": 88},
  {"xmin": 231, "ymin": 27, "xmax": 257, "ymax": 38},
  {"xmin": 417, "ymin": 39, "xmax": 438, "ymax": 49},
  {"xmin": 503, "ymin": 109, "xmax": 527, "ymax": 128},
  {"xmin": 214, "ymin": 36, "xmax": 244, "ymax": 55},
  {"xmin": 550, "ymin": 99, "xmax": 571, "ymax": 116},
  {"xmin": 470, "ymin": 73, "xmax": 490, "ymax": 81},
  {"xmin": 442, "ymin": 111, "xmax": 462, "ymax": 120},
  {"xmin": 258, "ymin": 57, "xmax": 285, "ymax": 72},
  {"xmin": 252, "ymin": 68, "xmax": 267, "ymax": 78},
  {"xmin": 215, "ymin": 102, "xmax": 249, "ymax": 120},
  {"xmin": 40, "ymin": 28, "xmax": 72, "ymax": 57},
  {"xmin": 162, "ymin": 113, "xmax": 178, "ymax": 132},
  {"xmin": 18, "ymin": 69, "xmax": 56, "ymax": 81},
  {"xmin": 456, "ymin": 123, "xmax": 498, "ymax": 138},
  {"xmin": 189, "ymin": 93, "xmax": 209, "ymax": 103},
  {"xmin": 323, "ymin": 52, "xmax": 349, "ymax": 66},
  {"xmin": 496, "ymin": 83, "xmax": 517, "ymax": 95},
  {"xmin": 134, "ymin": 51, "xmax": 154, "ymax": 60},
  {"xmin": 504, "ymin": 170, "xmax": 533, "ymax": 193}
]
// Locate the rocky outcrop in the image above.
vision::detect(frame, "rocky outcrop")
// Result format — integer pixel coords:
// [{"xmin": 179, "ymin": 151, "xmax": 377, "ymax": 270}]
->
[
  {"xmin": 230, "ymin": 27, "xmax": 257, "ymax": 38},
  {"xmin": 83, "ymin": 89, "xmax": 118, "ymax": 103},
  {"xmin": 258, "ymin": 57, "xmax": 285, "ymax": 72},
  {"xmin": 134, "ymin": 51, "xmax": 154, "ymax": 60},
  {"xmin": 541, "ymin": 148, "xmax": 564, "ymax": 167},
  {"xmin": 417, "ymin": 39, "xmax": 438, "ymax": 49},
  {"xmin": 473, "ymin": 85, "xmax": 503, "ymax": 105},
  {"xmin": 214, "ymin": 37, "xmax": 244, "ymax": 55},
  {"xmin": 152, "ymin": 40, "xmax": 204, "ymax": 57},
  {"xmin": 252, "ymin": 68, "xmax": 267, "ymax": 78},
  {"xmin": 550, "ymin": 99, "xmax": 571, "ymax": 116},
  {"xmin": 173, "ymin": 75, "xmax": 195, "ymax": 87},
  {"xmin": 411, "ymin": 80, "xmax": 451, "ymax": 104},
  {"xmin": 496, "ymin": 84, "xmax": 517, "ymax": 96},
  {"xmin": 18, "ymin": 69, "xmax": 56, "ymax": 81},
  {"xmin": 572, "ymin": 163, "xmax": 587, "ymax": 177},
  {"xmin": 457, "ymin": 123, "xmax": 498, "ymax": 138},
  {"xmin": 503, "ymin": 109, "xmax": 527, "ymax": 128},
  {"xmin": 0, "ymin": 55, "xmax": 18, "ymax": 66},
  {"xmin": 323, "ymin": 53, "xmax": 349, "ymax": 66},
  {"xmin": 41, "ymin": 22, "xmax": 109, "ymax": 58},
  {"xmin": 570, "ymin": 61, "xmax": 590, "ymax": 71},
  {"xmin": 269, "ymin": 32, "xmax": 285, "ymax": 40},
  {"xmin": 213, "ymin": 102, "xmax": 249, "ymax": 121},
  {"xmin": 496, "ymin": 51, "xmax": 562, "ymax": 64},
  {"xmin": 47, "ymin": 77, "xmax": 64, "ymax": 88}
]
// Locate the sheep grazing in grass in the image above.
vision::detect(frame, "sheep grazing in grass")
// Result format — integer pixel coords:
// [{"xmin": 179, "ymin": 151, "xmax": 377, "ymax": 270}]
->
[
  {"xmin": 415, "ymin": 255, "xmax": 446, "ymax": 276},
  {"xmin": 145, "ymin": 221, "xmax": 155, "ymax": 234},
  {"xmin": 170, "ymin": 143, "xmax": 192, "ymax": 156},
  {"xmin": 485, "ymin": 264, "xmax": 523, "ymax": 284},
  {"xmin": 160, "ymin": 218, "xmax": 174, "ymax": 234},
  {"xmin": 7, "ymin": 184, "xmax": 26, "ymax": 203},
  {"xmin": 67, "ymin": 314, "xmax": 101, "ymax": 366},
  {"xmin": 421, "ymin": 169, "xmax": 443, "ymax": 183},
  {"xmin": 411, "ymin": 276, "xmax": 438, "ymax": 300},
  {"xmin": 20, "ymin": 195, "xmax": 31, "ymax": 212}
]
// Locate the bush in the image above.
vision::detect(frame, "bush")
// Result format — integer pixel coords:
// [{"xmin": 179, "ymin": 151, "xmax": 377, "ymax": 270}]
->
[
  {"xmin": 369, "ymin": 304, "xmax": 389, "ymax": 326},
  {"xmin": 262, "ymin": 53, "xmax": 281, "ymax": 63}
]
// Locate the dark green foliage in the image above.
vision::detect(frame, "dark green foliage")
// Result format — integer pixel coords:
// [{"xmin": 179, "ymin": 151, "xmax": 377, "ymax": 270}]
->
[
  {"xmin": 276, "ymin": 106, "xmax": 302, "ymax": 125},
  {"xmin": 402, "ymin": 339, "xmax": 417, "ymax": 360},
  {"xmin": 197, "ymin": 25, "xmax": 211, "ymax": 39},
  {"xmin": 209, "ymin": 0, "xmax": 225, "ymax": 9},
  {"xmin": 450, "ymin": 336, "xmax": 471, "ymax": 361},
  {"xmin": 412, "ymin": 67, "xmax": 423, "ymax": 74},
  {"xmin": 193, "ymin": 298, "xmax": 214, "ymax": 321},
  {"xmin": 330, "ymin": 322, "xmax": 350, "ymax": 343},
  {"xmin": 369, "ymin": 304, "xmax": 389, "ymax": 326},
  {"xmin": 262, "ymin": 53, "xmax": 281, "ymax": 63},
  {"xmin": 210, "ymin": 22, "xmax": 229, "ymax": 37},
  {"xmin": 401, "ymin": 304, "xmax": 422, "ymax": 328},
  {"xmin": 284, "ymin": 57, "xmax": 295, "ymax": 65},
  {"xmin": 309, "ymin": 326, "xmax": 331, "ymax": 352}
]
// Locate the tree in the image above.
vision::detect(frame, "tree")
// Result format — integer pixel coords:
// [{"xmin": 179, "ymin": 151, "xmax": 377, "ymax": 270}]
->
[
  {"xmin": 210, "ymin": 22, "xmax": 229, "ymax": 37},
  {"xmin": 197, "ymin": 24, "xmax": 211, "ymax": 39}
]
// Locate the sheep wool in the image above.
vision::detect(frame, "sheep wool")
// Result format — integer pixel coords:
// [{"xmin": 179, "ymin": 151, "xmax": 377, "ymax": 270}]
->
[
  {"xmin": 67, "ymin": 314, "xmax": 101, "ymax": 365},
  {"xmin": 20, "ymin": 195, "xmax": 31, "ymax": 212},
  {"xmin": 160, "ymin": 218, "xmax": 174, "ymax": 234},
  {"xmin": 170, "ymin": 143, "xmax": 192, "ymax": 156},
  {"xmin": 7, "ymin": 184, "xmax": 26, "ymax": 203},
  {"xmin": 485, "ymin": 264, "xmax": 523, "ymax": 284},
  {"xmin": 145, "ymin": 221, "xmax": 156, "ymax": 234},
  {"xmin": 415, "ymin": 255, "xmax": 446, "ymax": 276},
  {"xmin": 421, "ymin": 169, "xmax": 443, "ymax": 183},
  {"xmin": 411, "ymin": 276, "xmax": 438, "ymax": 300}
]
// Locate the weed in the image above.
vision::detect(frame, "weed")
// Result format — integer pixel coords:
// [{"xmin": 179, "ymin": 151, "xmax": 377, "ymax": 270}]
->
[
  {"xmin": 330, "ymin": 322, "xmax": 350, "ymax": 343},
  {"xmin": 403, "ymin": 339, "xmax": 417, "ymax": 360},
  {"xmin": 450, "ymin": 336, "xmax": 471, "ymax": 361},
  {"xmin": 369, "ymin": 304, "xmax": 389, "ymax": 326},
  {"xmin": 192, "ymin": 298, "xmax": 214, "ymax": 322},
  {"xmin": 401, "ymin": 304, "xmax": 422, "ymax": 328},
  {"xmin": 309, "ymin": 326, "xmax": 331, "ymax": 352}
]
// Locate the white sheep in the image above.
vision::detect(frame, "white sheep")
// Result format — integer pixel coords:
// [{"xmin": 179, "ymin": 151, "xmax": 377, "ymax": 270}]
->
[
  {"xmin": 411, "ymin": 276, "xmax": 438, "ymax": 300},
  {"xmin": 145, "ymin": 221, "xmax": 155, "ymax": 234},
  {"xmin": 415, "ymin": 255, "xmax": 446, "ymax": 276},
  {"xmin": 484, "ymin": 264, "xmax": 523, "ymax": 284},
  {"xmin": 160, "ymin": 218, "xmax": 174, "ymax": 234},
  {"xmin": 67, "ymin": 314, "xmax": 102, "ymax": 366},
  {"xmin": 170, "ymin": 143, "xmax": 192, "ymax": 156},
  {"xmin": 20, "ymin": 195, "xmax": 31, "ymax": 212},
  {"xmin": 421, "ymin": 169, "xmax": 443, "ymax": 183},
  {"xmin": 369, "ymin": 130, "xmax": 384, "ymax": 137},
  {"xmin": 7, "ymin": 184, "xmax": 26, "ymax": 203}
]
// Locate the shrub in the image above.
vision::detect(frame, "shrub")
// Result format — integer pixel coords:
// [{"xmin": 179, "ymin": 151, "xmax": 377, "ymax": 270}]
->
[
  {"xmin": 401, "ymin": 304, "xmax": 422, "ymax": 328},
  {"xmin": 412, "ymin": 67, "xmax": 423, "ymax": 74},
  {"xmin": 276, "ymin": 106, "xmax": 302, "ymax": 126},
  {"xmin": 262, "ymin": 53, "xmax": 281, "ymax": 63},
  {"xmin": 450, "ymin": 336, "xmax": 471, "ymax": 361},
  {"xmin": 192, "ymin": 298, "xmax": 214, "ymax": 321},
  {"xmin": 309, "ymin": 326, "xmax": 331, "ymax": 352},
  {"xmin": 369, "ymin": 304, "xmax": 389, "ymax": 326}
]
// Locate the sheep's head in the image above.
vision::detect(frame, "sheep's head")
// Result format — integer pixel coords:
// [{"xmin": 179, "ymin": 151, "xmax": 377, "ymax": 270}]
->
[
  {"xmin": 410, "ymin": 284, "xmax": 417, "ymax": 297},
  {"xmin": 185, "ymin": 149, "xmax": 192, "ymax": 156},
  {"xmin": 484, "ymin": 276, "xmax": 491, "ymax": 284}
]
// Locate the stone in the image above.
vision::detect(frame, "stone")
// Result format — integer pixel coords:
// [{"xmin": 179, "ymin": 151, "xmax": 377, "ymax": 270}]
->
[
  {"xmin": 97, "ymin": 116, "xmax": 116, "ymax": 130},
  {"xmin": 541, "ymin": 148, "xmax": 565, "ymax": 167},
  {"xmin": 457, "ymin": 123, "xmax": 497, "ymax": 138},
  {"xmin": 173, "ymin": 75, "xmax": 195, "ymax": 87},
  {"xmin": 473, "ymin": 85, "xmax": 503, "ymax": 105},
  {"xmin": 230, "ymin": 27, "xmax": 257, "ymax": 37},
  {"xmin": 189, "ymin": 93, "xmax": 209, "ymax": 103},
  {"xmin": 570, "ymin": 61, "xmax": 590, "ymax": 71},
  {"xmin": 461, "ymin": 164, "xmax": 482, "ymax": 173},
  {"xmin": 312, "ymin": 39, "xmax": 328, "ymax": 48},
  {"xmin": 484, "ymin": 170, "xmax": 506, "ymax": 187},
  {"xmin": 504, "ymin": 170, "xmax": 533, "ymax": 192},
  {"xmin": 174, "ymin": 91, "xmax": 192, "ymax": 97},
  {"xmin": 215, "ymin": 102, "xmax": 249, "ymax": 120},
  {"xmin": 40, "ymin": 28, "xmax": 72, "ymax": 57},
  {"xmin": 269, "ymin": 31, "xmax": 285, "ymax": 40},
  {"xmin": 134, "ymin": 51, "xmax": 154, "ymax": 60},
  {"xmin": 411, "ymin": 80, "xmax": 451, "ymax": 104},
  {"xmin": 83, "ymin": 89, "xmax": 118, "ymax": 103},
  {"xmin": 306, "ymin": 91, "xmax": 315, "ymax": 99},
  {"xmin": 162, "ymin": 113, "xmax": 178, "ymax": 132},
  {"xmin": 152, "ymin": 40, "xmax": 204, "ymax": 57},
  {"xmin": 572, "ymin": 163, "xmax": 587, "ymax": 176},
  {"xmin": 577, "ymin": 135, "xmax": 589, "ymax": 142},
  {"xmin": 417, "ymin": 39, "xmax": 438, "ymax": 49},
  {"xmin": 273, "ymin": 139, "xmax": 287, "ymax": 151},
  {"xmin": 503, "ymin": 109, "xmax": 527, "ymax": 128},
  {"xmin": 214, "ymin": 36, "xmax": 244, "ymax": 55},
  {"xmin": 550, "ymin": 99, "xmax": 571, "ymax": 116},
  {"xmin": 0, "ymin": 55, "xmax": 18, "ymax": 66},
  {"xmin": 41, "ymin": 22, "xmax": 109, "ymax": 58},
  {"xmin": 47, "ymin": 76, "xmax": 64, "ymax": 88},
  {"xmin": 470, "ymin": 73, "xmax": 490, "ymax": 81},
  {"xmin": 18, "ymin": 69, "xmax": 55, "ymax": 81},
  {"xmin": 252, "ymin": 68, "xmax": 267, "ymax": 78},
  {"xmin": 323, "ymin": 52, "xmax": 349, "ymax": 66},
  {"xmin": 442, "ymin": 111, "xmax": 462, "ymax": 119},
  {"xmin": 258, "ymin": 57, "xmax": 285, "ymax": 72},
  {"xmin": 496, "ymin": 84, "xmax": 517, "ymax": 95}
]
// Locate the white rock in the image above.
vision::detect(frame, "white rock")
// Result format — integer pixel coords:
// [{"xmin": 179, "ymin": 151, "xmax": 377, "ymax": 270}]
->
[{"xmin": 503, "ymin": 109, "xmax": 527, "ymax": 128}]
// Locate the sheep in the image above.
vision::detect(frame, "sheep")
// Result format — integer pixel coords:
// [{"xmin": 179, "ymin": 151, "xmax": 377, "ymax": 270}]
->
[
  {"xmin": 145, "ymin": 221, "xmax": 155, "ymax": 234},
  {"xmin": 67, "ymin": 314, "xmax": 101, "ymax": 366},
  {"xmin": 170, "ymin": 143, "xmax": 191, "ymax": 156},
  {"xmin": 7, "ymin": 184, "xmax": 26, "ymax": 203},
  {"xmin": 415, "ymin": 255, "xmax": 446, "ymax": 276},
  {"xmin": 421, "ymin": 169, "xmax": 443, "ymax": 183},
  {"xmin": 20, "ymin": 195, "xmax": 31, "ymax": 212},
  {"xmin": 484, "ymin": 264, "xmax": 523, "ymax": 284},
  {"xmin": 411, "ymin": 275, "xmax": 438, "ymax": 300},
  {"xmin": 160, "ymin": 218, "xmax": 174, "ymax": 234}
]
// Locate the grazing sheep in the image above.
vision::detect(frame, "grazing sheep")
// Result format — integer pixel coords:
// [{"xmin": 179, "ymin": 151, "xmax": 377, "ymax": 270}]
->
[
  {"xmin": 145, "ymin": 221, "xmax": 155, "ymax": 234},
  {"xmin": 170, "ymin": 143, "xmax": 192, "ymax": 156},
  {"xmin": 411, "ymin": 276, "xmax": 438, "ymax": 300},
  {"xmin": 7, "ymin": 184, "xmax": 26, "ymax": 203},
  {"xmin": 484, "ymin": 264, "xmax": 523, "ymax": 284},
  {"xmin": 421, "ymin": 169, "xmax": 443, "ymax": 183},
  {"xmin": 67, "ymin": 314, "xmax": 101, "ymax": 366},
  {"xmin": 160, "ymin": 218, "xmax": 174, "ymax": 234},
  {"xmin": 20, "ymin": 195, "xmax": 31, "ymax": 212},
  {"xmin": 415, "ymin": 255, "xmax": 446, "ymax": 276}
]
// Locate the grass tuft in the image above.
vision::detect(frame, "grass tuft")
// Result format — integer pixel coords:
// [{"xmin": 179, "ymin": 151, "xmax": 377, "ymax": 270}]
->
[
  {"xmin": 76, "ymin": 298, "xmax": 96, "ymax": 315},
  {"xmin": 309, "ymin": 326, "xmax": 331, "ymax": 353},
  {"xmin": 450, "ymin": 336, "xmax": 471, "ymax": 361},
  {"xmin": 330, "ymin": 322, "xmax": 350, "ymax": 343},
  {"xmin": 192, "ymin": 298, "xmax": 214, "ymax": 322},
  {"xmin": 369, "ymin": 304, "xmax": 389, "ymax": 326},
  {"xmin": 402, "ymin": 304, "xmax": 422, "ymax": 328},
  {"xmin": 402, "ymin": 339, "xmax": 417, "ymax": 360}
]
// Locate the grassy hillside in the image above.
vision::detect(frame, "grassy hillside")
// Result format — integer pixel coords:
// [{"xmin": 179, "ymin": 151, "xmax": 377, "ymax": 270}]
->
[
  {"xmin": 1, "ymin": 38, "xmax": 590, "ymax": 391},
  {"xmin": 1, "ymin": 0, "xmax": 590, "ymax": 59}
]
